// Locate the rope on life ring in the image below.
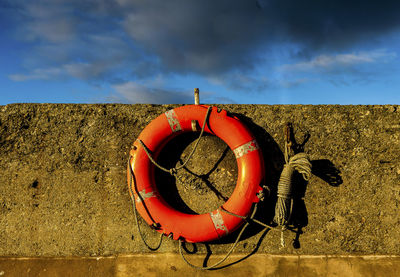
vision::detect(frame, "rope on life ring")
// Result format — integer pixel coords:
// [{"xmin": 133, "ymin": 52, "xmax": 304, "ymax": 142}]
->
[
  {"xmin": 126, "ymin": 94, "xmax": 312, "ymax": 269},
  {"xmin": 127, "ymin": 104, "xmax": 265, "ymax": 243}
]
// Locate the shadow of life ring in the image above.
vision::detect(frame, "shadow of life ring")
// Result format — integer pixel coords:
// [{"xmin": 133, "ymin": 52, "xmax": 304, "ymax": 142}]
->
[{"xmin": 127, "ymin": 105, "xmax": 265, "ymax": 243}]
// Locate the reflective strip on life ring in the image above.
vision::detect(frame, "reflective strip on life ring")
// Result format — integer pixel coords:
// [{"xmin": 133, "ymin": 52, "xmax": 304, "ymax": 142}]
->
[
  {"xmin": 165, "ymin": 109, "xmax": 182, "ymax": 132},
  {"xmin": 233, "ymin": 139, "xmax": 259, "ymax": 158},
  {"xmin": 210, "ymin": 209, "xmax": 229, "ymax": 235},
  {"xmin": 135, "ymin": 189, "xmax": 158, "ymax": 203},
  {"xmin": 128, "ymin": 105, "xmax": 265, "ymax": 243}
]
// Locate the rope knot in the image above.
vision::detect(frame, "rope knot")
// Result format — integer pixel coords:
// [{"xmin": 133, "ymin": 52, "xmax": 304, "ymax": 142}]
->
[
  {"xmin": 256, "ymin": 190, "xmax": 265, "ymax": 201},
  {"xmin": 169, "ymin": 168, "xmax": 178, "ymax": 176}
]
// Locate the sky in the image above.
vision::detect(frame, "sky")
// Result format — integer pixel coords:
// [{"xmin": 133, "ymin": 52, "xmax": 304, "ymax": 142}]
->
[{"xmin": 1, "ymin": 0, "xmax": 400, "ymax": 105}]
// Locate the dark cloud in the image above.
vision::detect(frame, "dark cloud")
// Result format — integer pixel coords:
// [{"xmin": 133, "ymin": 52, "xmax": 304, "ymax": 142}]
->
[
  {"xmin": 121, "ymin": 0, "xmax": 400, "ymax": 74},
  {"xmin": 121, "ymin": 1, "xmax": 270, "ymax": 75},
  {"xmin": 3, "ymin": 0, "xmax": 400, "ymax": 84},
  {"xmin": 266, "ymin": 1, "xmax": 400, "ymax": 52}
]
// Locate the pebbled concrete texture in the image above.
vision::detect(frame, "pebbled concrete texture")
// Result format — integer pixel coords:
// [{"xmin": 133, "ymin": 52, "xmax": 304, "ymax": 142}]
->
[{"xmin": 0, "ymin": 104, "xmax": 399, "ymax": 259}]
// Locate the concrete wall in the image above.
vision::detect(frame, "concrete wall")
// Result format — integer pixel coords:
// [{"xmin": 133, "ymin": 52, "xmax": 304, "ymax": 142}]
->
[
  {"xmin": 1, "ymin": 255, "xmax": 399, "ymax": 277},
  {"xmin": 0, "ymin": 104, "xmax": 399, "ymax": 273}
]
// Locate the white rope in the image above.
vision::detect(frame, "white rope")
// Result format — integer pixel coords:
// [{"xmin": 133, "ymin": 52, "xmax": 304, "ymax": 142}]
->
[{"xmin": 274, "ymin": 148, "xmax": 312, "ymax": 246}]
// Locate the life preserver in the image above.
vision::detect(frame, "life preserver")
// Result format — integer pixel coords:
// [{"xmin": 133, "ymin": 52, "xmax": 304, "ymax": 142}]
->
[{"xmin": 128, "ymin": 105, "xmax": 265, "ymax": 243}]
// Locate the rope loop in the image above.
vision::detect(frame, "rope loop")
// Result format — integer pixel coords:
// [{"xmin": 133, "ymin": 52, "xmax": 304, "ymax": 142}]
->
[
  {"xmin": 128, "ymin": 106, "xmax": 212, "ymax": 251},
  {"xmin": 139, "ymin": 106, "xmax": 212, "ymax": 176},
  {"xmin": 127, "ymin": 159, "xmax": 163, "ymax": 251},
  {"xmin": 179, "ymin": 204, "xmax": 258, "ymax": 270},
  {"xmin": 169, "ymin": 168, "xmax": 178, "ymax": 176},
  {"xmin": 288, "ymin": 152, "xmax": 312, "ymax": 181},
  {"xmin": 274, "ymin": 153, "xmax": 311, "ymax": 229},
  {"xmin": 274, "ymin": 126, "xmax": 312, "ymax": 247}
]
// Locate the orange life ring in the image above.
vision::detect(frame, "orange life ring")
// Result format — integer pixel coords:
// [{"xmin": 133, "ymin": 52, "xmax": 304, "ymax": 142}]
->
[{"xmin": 128, "ymin": 105, "xmax": 265, "ymax": 243}]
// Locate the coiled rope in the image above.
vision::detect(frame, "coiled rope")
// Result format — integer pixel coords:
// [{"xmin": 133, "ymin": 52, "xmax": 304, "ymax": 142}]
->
[{"xmin": 273, "ymin": 132, "xmax": 312, "ymax": 246}]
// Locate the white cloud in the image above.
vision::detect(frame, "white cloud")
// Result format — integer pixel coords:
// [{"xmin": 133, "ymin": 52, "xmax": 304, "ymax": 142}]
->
[
  {"xmin": 8, "ymin": 67, "xmax": 63, "ymax": 81},
  {"xmin": 274, "ymin": 49, "xmax": 399, "ymax": 88},
  {"xmin": 110, "ymin": 79, "xmax": 236, "ymax": 104},
  {"xmin": 208, "ymin": 73, "xmax": 272, "ymax": 92},
  {"xmin": 63, "ymin": 62, "xmax": 111, "ymax": 80},
  {"xmin": 8, "ymin": 63, "xmax": 99, "ymax": 81},
  {"xmin": 111, "ymin": 81, "xmax": 194, "ymax": 104},
  {"xmin": 279, "ymin": 49, "xmax": 397, "ymax": 72},
  {"xmin": 5, "ymin": 1, "xmax": 400, "ymax": 100},
  {"xmin": 278, "ymin": 78, "xmax": 310, "ymax": 88}
]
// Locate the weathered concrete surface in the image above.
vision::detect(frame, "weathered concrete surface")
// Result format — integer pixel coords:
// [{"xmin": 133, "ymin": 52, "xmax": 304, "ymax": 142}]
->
[
  {"xmin": 1, "ymin": 254, "xmax": 400, "ymax": 277},
  {"xmin": 0, "ymin": 104, "xmax": 399, "ymax": 259}
]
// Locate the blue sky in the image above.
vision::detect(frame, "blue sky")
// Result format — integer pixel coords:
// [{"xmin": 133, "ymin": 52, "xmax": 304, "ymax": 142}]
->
[{"xmin": 1, "ymin": 0, "xmax": 400, "ymax": 105}]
